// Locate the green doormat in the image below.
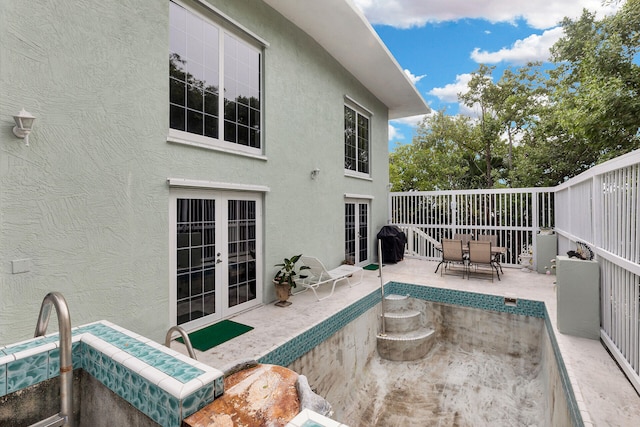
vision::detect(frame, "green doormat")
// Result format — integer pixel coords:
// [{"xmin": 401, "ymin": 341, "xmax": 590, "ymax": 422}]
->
[
  {"xmin": 177, "ymin": 320, "xmax": 254, "ymax": 352},
  {"xmin": 364, "ymin": 264, "xmax": 380, "ymax": 270}
]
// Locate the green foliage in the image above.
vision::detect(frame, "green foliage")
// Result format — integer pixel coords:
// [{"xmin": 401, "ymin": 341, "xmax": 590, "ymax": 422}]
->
[
  {"xmin": 273, "ymin": 254, "xmax": 310, "ymax": 288},
  {"xmin": 390, "ymin": 0, "xmax": 640, "ymax": 190}
]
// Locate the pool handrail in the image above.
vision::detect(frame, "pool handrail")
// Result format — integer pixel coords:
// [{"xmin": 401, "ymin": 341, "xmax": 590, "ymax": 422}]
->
[
  {"xmin": 33, "ymin": 292, "xmax": 73, "ymax": 427},
  {"xmin": 165, "ymin": 325, "xmax": 197, "ymax": 360}
]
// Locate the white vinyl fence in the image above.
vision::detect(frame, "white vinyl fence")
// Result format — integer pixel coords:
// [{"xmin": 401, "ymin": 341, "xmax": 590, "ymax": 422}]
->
[
  {"xmin": 389, "ymin": 188, "xmax": 554, "ymax": 266},
  {"xmin": 554, "ymin": 150, "xmax": 640, "ymax": 394},
  {"xmin": 388, "ymin": 149, "xmax": 640, "ymax": 394}
]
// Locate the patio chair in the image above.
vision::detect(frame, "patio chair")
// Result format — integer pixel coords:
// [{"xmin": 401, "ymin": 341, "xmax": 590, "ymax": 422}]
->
[
  {"xmin": 478, "ymin": 234, "xmax": 504, "ymax": 273},
  {"xmin": 436, "ymin": 239, "xmax": 467, "ymax": 278},
  {"xmin": 477, "ymin": 234, "xmax": 504, "ymax": 274},
  {"xmin": 454, "ymin": 233, "xmax": 474, "ymax": 246},
  {"xmin": 468, "ymin": 240, "xmax": 500, "ymax": 282},
  {"xmin": 477, "ymin": 234, "xmax": 497, "ymax": 246},
  {"xmin": 295, "ymin": 256, "xmax": 364, "ymax": 301}
]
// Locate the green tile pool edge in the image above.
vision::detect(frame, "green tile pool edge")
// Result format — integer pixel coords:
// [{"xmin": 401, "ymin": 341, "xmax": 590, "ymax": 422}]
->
[
  {"xmin": 0, "ymin": 322, "xmax": 223, "ymax": 427},
  {"xmin": 260, "ymin": 281, "xmax": 584, "ymax": 427}
]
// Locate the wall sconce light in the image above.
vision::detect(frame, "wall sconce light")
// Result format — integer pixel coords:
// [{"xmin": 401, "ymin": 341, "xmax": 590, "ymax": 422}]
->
[
  {"xmin": 12, "ymin": 108, "xmax": 36, "ymax": 146},
  {"xmin": 310, "ymin": 168, "xmax": 320, "ymax": 180}
]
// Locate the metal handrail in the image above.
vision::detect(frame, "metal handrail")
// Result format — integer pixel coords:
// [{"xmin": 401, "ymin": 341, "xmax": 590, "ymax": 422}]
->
[
  {"xmin": 165, "ymin": 326, "xmax": 197, "ymax": 360},
  {"xmin": 378, "ymin": 239, "xmax": 386, "ymax": 336},
  {"xmin": 33, "ymin": 292, "xmax": 73, "ymax": 427}
]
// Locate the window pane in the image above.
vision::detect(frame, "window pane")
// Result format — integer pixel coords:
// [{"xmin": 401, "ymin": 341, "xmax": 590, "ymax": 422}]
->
[
  {"xmin": 344, "ymin": 105, "xmax": 370, "ymax": 174},
  {"xmin": 223, "ymin": 33, "xmax": 261, "ymax": 148},
  {"xmin": 170, "ymin": 105, "xmax": 185, "ymax": 131},
  {"xmin": 187, "ymin": 110, "xmax": 203, "ymax": 134},
  {"xmin": 169, "ymin": 2, "xmax": 220, "ymax": 139},
  {"xmin": 170, "ymin": 78, "xmax": 186, "ymax": 106},
  {"xmin": 204, "ymin": 115, "xmax": 218, "ymax": 138},
  {"xmin": 224, "ymin": 120, "xmax": 236, "ymax": 143}
]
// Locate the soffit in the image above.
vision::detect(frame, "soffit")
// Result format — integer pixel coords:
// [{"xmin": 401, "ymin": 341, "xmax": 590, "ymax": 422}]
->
[{"xmin": 262, "ymin": 0, "xmax": 430, "ymax": 120}]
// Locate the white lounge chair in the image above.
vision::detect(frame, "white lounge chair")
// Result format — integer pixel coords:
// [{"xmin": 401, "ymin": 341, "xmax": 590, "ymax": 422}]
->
[{"xmin": 294, "ymin": 256, "xmax": 364, "ymax": 301}]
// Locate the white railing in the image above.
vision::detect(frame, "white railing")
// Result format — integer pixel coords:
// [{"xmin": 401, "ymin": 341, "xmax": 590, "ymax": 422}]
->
[
  {"xmin": 388, "ymin": 149, "xmax": 640, "ymax": 394},
  {"xmin": 389, "ymin": 188, "xmax": 554, "ymax": 266},
  {"xmin": 554, "ymin": 150, "xmax": 640, "ymax": 394}
]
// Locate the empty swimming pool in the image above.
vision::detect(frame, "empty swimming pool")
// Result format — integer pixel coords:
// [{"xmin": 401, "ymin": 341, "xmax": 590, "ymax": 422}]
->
[{"xmin": 260, "ymin": 282, "xmax": 582, "ymax": 427}]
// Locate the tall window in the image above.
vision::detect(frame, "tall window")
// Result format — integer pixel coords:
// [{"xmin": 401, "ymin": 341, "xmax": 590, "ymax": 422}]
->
[
  {"xmin": 344, "ymin": 105, "xmax": 370, "ymax": 175},
  {"xmin": 169, "ymin": 1, "xmax": 261, "ymax": 151}
]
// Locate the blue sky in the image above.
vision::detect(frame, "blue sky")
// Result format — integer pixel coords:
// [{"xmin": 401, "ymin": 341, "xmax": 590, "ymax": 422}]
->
[{"xmin": 351, "ymin": 0, "xmax": 622, "ymax": 151}]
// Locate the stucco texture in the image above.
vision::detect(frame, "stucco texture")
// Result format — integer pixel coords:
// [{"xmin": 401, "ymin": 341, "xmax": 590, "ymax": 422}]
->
[{"xmin": 0, "ymin": 0, "xmax": 390, "ymax": 344}]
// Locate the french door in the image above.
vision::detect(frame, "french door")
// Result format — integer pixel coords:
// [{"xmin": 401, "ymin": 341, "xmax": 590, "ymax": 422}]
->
[
  {"xmin": 170, "ymin": 190, "xmax": 262, "ymax": 330},
  {"xmin": 345, "ymin": 199, "xmax": 370, "ymax": 266}
]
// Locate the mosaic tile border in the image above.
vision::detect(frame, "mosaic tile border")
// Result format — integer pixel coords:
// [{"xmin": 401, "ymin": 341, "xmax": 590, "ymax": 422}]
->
[
  {"xmin": 386, "ymin": 282, "xmax": 547, "ymax": 318},
  {"xmin": 0, "ymin": 321, "xmax": 224, "ymax": 427},
  {"xmin": 260, "ymin": 281, "xmax": 582, "ymax": 427}
]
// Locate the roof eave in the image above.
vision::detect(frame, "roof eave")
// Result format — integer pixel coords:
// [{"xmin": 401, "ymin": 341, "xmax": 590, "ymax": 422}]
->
[{"xmin": 262, "ymin": 0, "xmax": 430, "ymax": 120}]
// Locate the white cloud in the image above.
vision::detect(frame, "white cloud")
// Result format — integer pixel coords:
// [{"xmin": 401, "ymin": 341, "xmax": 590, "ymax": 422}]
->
[
  {"xmin": 470, "ymin": 27, "xmax": 564, "ymax": 64},
  {"xmin": 389, "ymin": 114, "xmax": 429, "ymax": 141},
  {"xmin": 404, "ymin": 69, "xmax": 426, "ymax": 84},
  {"xmin": 353, "ymin": 0, "xmax": 619, "ymax": 30},
  {"xmin": 388, "ymin": 123, "xmax": 403, "ymax": 141},
  {"xmin": 428, "ymin": 74, "xmax": 472, "ymax": 103}
]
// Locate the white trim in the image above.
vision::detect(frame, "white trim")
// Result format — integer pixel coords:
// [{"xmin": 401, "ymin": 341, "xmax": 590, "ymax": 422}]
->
[
  {"xmin": 344, "ymin": 94, "xmax": 374, "ymax": 117},
  {"xmin": 344, "ymin": 170, "xmax": 373, "ymax": 181},
  {"xmin": 167, "ymin": 178, "xmax": 270, "ymax": 193},
  {"xmin": 344, "ymin": 193, "xmax": 374, "ymax": 200},
  {"xmin": 167, "ymin": 134, "xmax": 267, "ymax": 161},
  {"xmin": 186, "ymin": 0, "xmax": 270, "ymax": 47}
]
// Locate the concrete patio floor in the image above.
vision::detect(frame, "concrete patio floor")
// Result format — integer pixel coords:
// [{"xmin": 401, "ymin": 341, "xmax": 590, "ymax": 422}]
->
[{"xmin": 191, "ymin": 258, "xmax": 640, "ymax": 426}]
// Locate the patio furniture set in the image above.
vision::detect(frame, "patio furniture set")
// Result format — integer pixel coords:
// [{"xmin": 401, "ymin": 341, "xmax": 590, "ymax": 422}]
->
[{"xmin": 434, "ymin": 234, "xmax": 505, "ymax": 281}]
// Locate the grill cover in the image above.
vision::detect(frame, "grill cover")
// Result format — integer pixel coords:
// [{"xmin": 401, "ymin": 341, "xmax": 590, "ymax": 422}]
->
[{"xmin": 377, "ymin": 225, "xmax": 407, "ymax": 263}]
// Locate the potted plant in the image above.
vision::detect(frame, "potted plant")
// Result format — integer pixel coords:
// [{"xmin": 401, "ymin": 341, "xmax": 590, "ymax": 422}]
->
[
  {"xmin": 273, "ymin": 254, "xmax": 310, "ymax": 307},
  {"xmin": 518, "ymin": 243, "xmax": 534, "ymax": 271}
]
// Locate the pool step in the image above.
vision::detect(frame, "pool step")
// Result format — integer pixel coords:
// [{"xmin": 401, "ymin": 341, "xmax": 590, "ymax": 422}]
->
[
  {"xmin": 29, "ymin": 413, "xmax": 67, "ymax": 427},
  {"xmin": 382, "ymin": 309, "xmax": 422, "ymax": 333},
  {"xmin": 378, "ymin": 294, "xmax": 435, "ymax": 361},
  {"xmin": 383, "ymin": 293, "xmax": 411, "ymax": 312},
  {"xmin": 377, "ymin": 328, "xmax": 436, "ymax": 361}
]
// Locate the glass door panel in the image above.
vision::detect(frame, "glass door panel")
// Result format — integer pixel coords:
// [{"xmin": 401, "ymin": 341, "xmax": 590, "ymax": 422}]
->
[
  {"xmin": 227, "ymin": 199, "xmax": 257, "ymax": 308},
  {"xmin": 345, "ymin": 200, "xmax": 370, "ymax": 266},
  {"xmin": 176, "ymin": 198, "xmax": 217, "ymax": 325}
]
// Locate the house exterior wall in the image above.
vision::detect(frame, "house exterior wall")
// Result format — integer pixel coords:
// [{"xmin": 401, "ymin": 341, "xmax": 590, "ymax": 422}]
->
[{"xmin": 0, "ymin": 0, "xmax": 390, "ymax": 343}]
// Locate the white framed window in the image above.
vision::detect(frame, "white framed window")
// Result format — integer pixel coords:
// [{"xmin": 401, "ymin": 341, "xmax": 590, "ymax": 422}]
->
[
  {"xmin": 169, "ymin": 1, "xmax": 262, "ymax": 155},
  {"xmin": 344, "ymin": 101, "xmax": 371, "ymax": 177}
]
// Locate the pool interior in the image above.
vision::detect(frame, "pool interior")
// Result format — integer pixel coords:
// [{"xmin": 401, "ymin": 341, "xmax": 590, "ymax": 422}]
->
[{"xmin": 264, "ymin": 282, "xmax": 583, "ymax": 427}]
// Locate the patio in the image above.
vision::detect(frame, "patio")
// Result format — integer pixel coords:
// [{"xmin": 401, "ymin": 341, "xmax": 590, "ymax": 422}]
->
[{"xmin": 189, "ymin": 259, "xmax": 640, "ymax": 426}]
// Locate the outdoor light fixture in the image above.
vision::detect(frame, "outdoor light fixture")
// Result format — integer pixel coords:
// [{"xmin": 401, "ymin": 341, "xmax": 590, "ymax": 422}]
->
[
  {"xmin": 311, "ymin": 168, "xmax": 320, "ymax": 179},
  {"xmin": 12, "ymin": 108, "xmax": 36, "ymax": 146}
]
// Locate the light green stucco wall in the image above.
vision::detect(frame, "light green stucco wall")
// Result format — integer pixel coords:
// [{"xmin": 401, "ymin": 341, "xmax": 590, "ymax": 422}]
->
[{"xmin": 0, "ymin": 0, "xmax": 390, "ymax": 344}]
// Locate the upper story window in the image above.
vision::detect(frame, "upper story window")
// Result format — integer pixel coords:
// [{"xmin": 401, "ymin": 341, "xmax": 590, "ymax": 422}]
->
[
  {"xmin": 169, "ymin": 1, "xmax": 262, "ymax": 154},
  {"xmin": 344, "ymin": 104, "xmax": 370, "ymax": 176}
]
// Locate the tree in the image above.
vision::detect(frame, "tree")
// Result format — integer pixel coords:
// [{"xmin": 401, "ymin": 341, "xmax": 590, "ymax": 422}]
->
[
  {"xmin": 458, "ymin": 65, "xmax": 506, "ymax": 188},
  {"xmin": 390, "ymin": 110, "xmax": 471, "ymax": 191},
  {"xmin": 548, "ymin": 1, "xmax": 640, "ymax": 162}
]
